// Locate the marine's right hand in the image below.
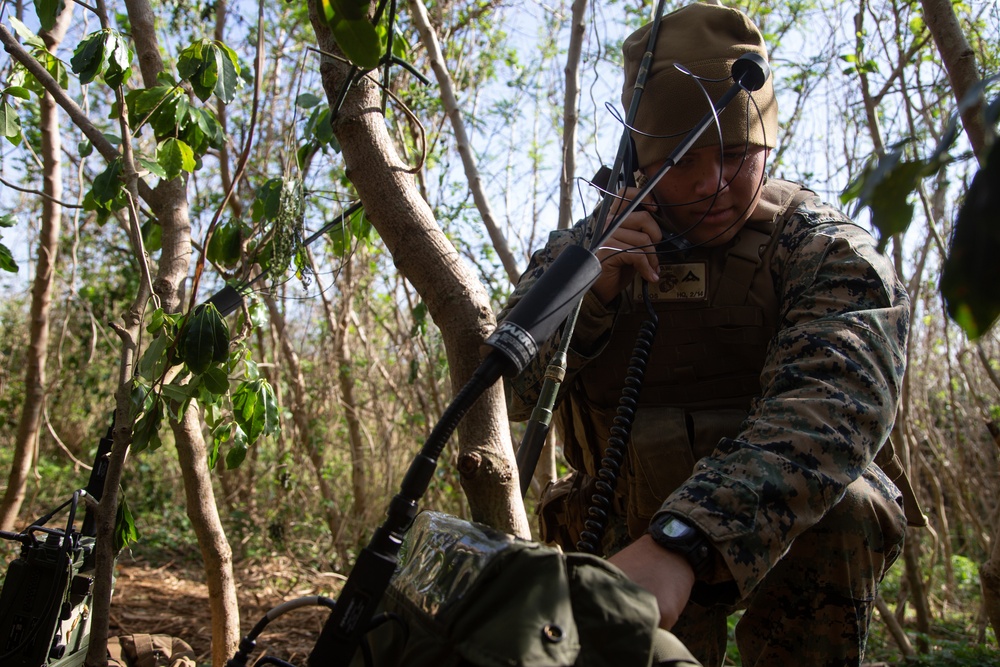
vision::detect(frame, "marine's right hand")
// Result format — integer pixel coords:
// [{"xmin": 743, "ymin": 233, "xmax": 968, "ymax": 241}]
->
[{"xmin": 591, "ymin": 187, "xmax": 664, "ymax": 306}]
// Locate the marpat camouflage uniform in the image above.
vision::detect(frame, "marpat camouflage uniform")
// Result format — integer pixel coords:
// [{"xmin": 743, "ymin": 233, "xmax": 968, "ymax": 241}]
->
[{"xmin": 502, "ymin": 179, "xmax": 910, "ymax": 666}]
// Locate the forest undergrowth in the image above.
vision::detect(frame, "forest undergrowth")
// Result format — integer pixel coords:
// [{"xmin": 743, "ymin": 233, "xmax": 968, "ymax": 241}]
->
[{"xmin": 2, "ymin": 436, "xmax": 999, "ymax": 667}]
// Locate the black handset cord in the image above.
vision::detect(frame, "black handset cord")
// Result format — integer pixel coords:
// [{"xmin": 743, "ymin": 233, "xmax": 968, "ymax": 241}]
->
[{"xmin": 576, "ymin": 281, "xmax": 658, "ymax": 555}]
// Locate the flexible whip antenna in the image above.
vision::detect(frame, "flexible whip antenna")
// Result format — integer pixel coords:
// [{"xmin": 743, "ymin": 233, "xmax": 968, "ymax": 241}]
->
[{"xmin": 514, "ymin": 0, "xmax": 671, "ymax": 495}]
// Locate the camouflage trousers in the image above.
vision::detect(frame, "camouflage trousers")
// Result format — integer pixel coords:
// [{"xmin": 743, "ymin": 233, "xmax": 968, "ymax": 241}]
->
[{"xmin": 670, "ymin": 466, "xmax": 907, "ymax": 667}]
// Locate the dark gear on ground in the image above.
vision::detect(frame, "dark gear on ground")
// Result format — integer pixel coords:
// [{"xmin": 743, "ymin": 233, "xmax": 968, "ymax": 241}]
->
[{"xmin": 352, "ymin": 511, "xmax": 701, "ymax": 667}]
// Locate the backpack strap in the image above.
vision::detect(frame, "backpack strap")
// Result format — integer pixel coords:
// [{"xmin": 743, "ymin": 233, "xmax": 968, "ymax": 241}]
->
[{"xmin": 107, "ymin": 637, "xmax": 129, "ymax": 667}]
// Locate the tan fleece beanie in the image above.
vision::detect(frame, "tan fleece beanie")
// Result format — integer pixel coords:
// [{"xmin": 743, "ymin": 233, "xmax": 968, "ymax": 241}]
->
[{"xmin": 621, "ymin": 3, "xmax": 778, "ymax": 167}]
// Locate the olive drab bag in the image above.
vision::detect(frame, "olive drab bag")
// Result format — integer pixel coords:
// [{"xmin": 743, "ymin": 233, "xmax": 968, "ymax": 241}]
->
[
  {"xmin": 106, "ymin": 634, "xmax": 196, "ymax": 667},
  {"xmin": 351, "ymin": 511, "xmax": 700, "ymax": 667}
]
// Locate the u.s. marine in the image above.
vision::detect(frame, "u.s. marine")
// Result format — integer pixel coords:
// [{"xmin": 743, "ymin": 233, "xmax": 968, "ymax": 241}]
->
[{"xmin": 502, "ymin": 4, "xmax": 924, "ymax": 666}]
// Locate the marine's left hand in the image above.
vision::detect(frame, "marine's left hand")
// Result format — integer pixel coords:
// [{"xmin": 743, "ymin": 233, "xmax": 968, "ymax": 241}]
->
[{"xmin": 607, "ymin": 533, "xmax": 695, "ymax": 630}]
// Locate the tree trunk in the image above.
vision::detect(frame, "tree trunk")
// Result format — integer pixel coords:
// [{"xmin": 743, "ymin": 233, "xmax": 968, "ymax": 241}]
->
[
  {"xmin": 920, "ymin": 0, "xmax": 988, "ymax": 162},
  {"xmin": 0, "ymin": 7, "xmax": 72, "ymax": 532},
  {"xmin": 87, "ymin": 10, "xmax": 152, "ymax": 661},
  {"xmin": 264, "ymin": 294, "xmax": 343, "ymax": 541},
  {"xmin": 307, "ymin": 3, "xmax": 528, "ymax": 537},
  {"xmin": 122, "ymin": 1, "xmax": 240, "ymax": 662},
  {"xmin": 903, "ymin": 534, "xmax": 932, "ymax": 652},
  {"xmin": 172, "ymin": 406, "xmax": 240, "ymax": 666},
  {"xmin": 876, "ymin": 594, "xmax": 916, "ymax": 657},
  {"xmin": 558, "ymin": 0, "xmax": 588, "ymax": 231},
  {"xmin": 333, "ymin": 261, "xmax": 369, "ymax": 518}
]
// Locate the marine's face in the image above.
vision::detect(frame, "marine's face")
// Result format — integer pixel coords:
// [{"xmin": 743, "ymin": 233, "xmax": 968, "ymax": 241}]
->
[{"xmin": 643, "ymin": 145, "xmax": 768, "ymax": 248}]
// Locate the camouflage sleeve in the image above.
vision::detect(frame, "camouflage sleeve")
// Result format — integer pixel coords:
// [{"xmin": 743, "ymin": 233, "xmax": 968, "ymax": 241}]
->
[
  {"xmin": 499, "ymin": 218, "xmax": 617, "ymax": 421},
  {"xmin": 658, "ymin": 198, "xmax": 909, "ymax": 598}
]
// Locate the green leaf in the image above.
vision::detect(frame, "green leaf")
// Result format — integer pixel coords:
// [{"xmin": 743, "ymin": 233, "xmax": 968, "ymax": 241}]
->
[
  {"xmin": 865, "ymin": 160, "xmax": 924, "ymax": 252},
  {"xmin": 331, "ymin": 18, "xmax": 381, "ymax": 70},
  {"xmin": 941, "ymin": 140, "xmax": 1000, "ymax": 339},
  {"xmin": 308, "ymin": 106, "xmax": 335, "ymax": 146},
  {"xmin": 39, "ymin": 51, "xmax": 69, "ymax": 89},
  {"xmin": 147, "ymin": 308, "xmax": 167, "ymax": 334},
  {"xmin": 0, "ymin": 213, "xmax": 15, "ymax": 227},
  {"xmin": 296, "ymin": 93, "xmax": 323, "ymax": 108},
  {"xmin": 247, "ymin": 301, "xmax": 268, "ymax": 328},
  {"xmin": 126, "ymin": 85, "xmax": 175, "ymax": 132},
  {"xmin": 231, "ymin": 378, "xmax": 278, "ymax": 444},
  {"xmin": 9, "ymin": 17, "xmax": 45, "ymax": 50},
  {"xmin": 71, "ymin": 31, "xmax": 107, "ymax": 85},
  {"xmin": 840, "ymin": 146, "xmax": 927, "ymax": 252},
  {"xmin": 251, "ymin": 178, "xmax": 284, "ymax": 222},
  {"xmin": 103, "ymin": 33, "xmax": 133, "ymax": 88},
  {"xmin": 130, "ymin": 380, "xmax": 152, "ymax": 420},
  {"xmin": 157, "ymin": 138, "xmax": 196, "ymax": 180},
  {"xmin": 296, "ymin": 141, "xmax": 318, "ymax": 170},
  {"xmin": 214, "ymin": 43, "xmax": 240, "ymax": 104},
  {"xmin": 262, "ymin": 379, "xmax": 279, "ymax": 437},
  {"xmin": 195, "ymin": 46, "xmax": 221, "ymax": 102},
  {"xmin": 79, "ymin": 139, "xmax": 93, "ymax": 157},
  {"xmin": 0, "ymin": 244, "xmax": 17, "ymax": 273},
  {"xmin": 132, "ymin": 396, "xmax": 163, "ymax": 454},
  {"xmin": 91, "ymin": 159, "xmax": 123, "ymax": 209},
  {"xmin": 3, "ymin": 86, "xmax": 31, "ymax": 100},
  {"xmin": 226, "ymin": 443, "xmax": 248, "ymax": 469},
  {"xmin": 140, "ymin": 217, "xmax": 162, "ymax": 252},
  {"xmin": 178, "ymin": 303, "xmax": 229, "ymax": 374},
  {"xmin": 160, "ymin": 382, "xmax": 195, "ymax": 405},
  {"xmin": 231, "ymin": 379, "xmax": 262, "ymax": 442},
  {"xmin": 225, "ymin": 424, "xmax": 248, "ymax": 469},
  {"xmin": 138, "ymin": 156, "xmax": 168, "ymax": 180},
  {"xmin": 137, "ymin": 333, "xmax": 169, "ymax": 381},
  {"xmin": 208, "ymin": 422, "xmax": 225, "ymax": 469},
  {"xmin": 203, "ymin": 366, "xmax": 230, "ymax": 395},
  {"xmin": 326, "ymin": 0, "xmax": 371, "ymax": 22},
  {"xmin": 33, "ymin": 0, "xmax": 66, "ymax": 32},
  {"xmin": 114, "ymin": 494, "xmax": 140, "ymax": 553},
  {"xmin": 178, "ymin": 40, "xmax": 240, "ymax": 103},
  {"xmin": 207, "ymin": 220, "xmax": 243, "ymax": 268},
  {"xmin": 0, "ymin": 100, "xmax": 22, "ymax": 145},
  {"xmin": 176, "ymin": 39, "xmax": 206, "ymax": 81}
]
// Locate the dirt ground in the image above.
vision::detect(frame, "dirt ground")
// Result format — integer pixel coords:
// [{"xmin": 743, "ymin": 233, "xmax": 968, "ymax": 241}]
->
[{"xmin": 108, "ymin": 556, "xmax": 346, "ymax": 666}]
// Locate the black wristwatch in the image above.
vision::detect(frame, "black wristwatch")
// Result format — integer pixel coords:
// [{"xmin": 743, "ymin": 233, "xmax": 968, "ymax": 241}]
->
[{"xmin": 648, "ymin": 514, "xmax": 713, "ymax": 579}]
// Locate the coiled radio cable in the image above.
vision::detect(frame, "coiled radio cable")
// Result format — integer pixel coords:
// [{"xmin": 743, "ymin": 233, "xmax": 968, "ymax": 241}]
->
[{"xmin": 576, "ymin": 281, "xmax": 659, "ymax": 555}]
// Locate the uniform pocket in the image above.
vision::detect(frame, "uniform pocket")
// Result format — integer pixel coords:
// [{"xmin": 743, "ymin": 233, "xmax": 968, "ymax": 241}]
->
[{"xmin": 626, "ymin": 407, "xmax": 695, "ymax": 539}]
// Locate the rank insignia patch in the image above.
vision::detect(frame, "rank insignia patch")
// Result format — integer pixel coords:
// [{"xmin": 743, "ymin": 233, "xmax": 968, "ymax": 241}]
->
[{"xmin": 637, "ymin": 262, "xmax": 708, "ymax": 301}]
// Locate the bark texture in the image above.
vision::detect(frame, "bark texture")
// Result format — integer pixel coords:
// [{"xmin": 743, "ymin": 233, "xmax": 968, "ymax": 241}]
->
[
  {"xmin": 0, "ymin": 6, "xmax": 73, "ymax": 533},
  {"xmin": 920, "ymin": 0, "xmax": 988, "ymax": 161},
  {"xmin": 308, "ymin": 2, "xmax": 528, "ymax": 537},
  {"xmin": 558, "ymin": 0, "xmax": 588, "ymax": 231},
  {"xmin": 119, "ymin": 2, "xmax": 239, "ymax": 663},
  {"xmin": 172, "ymin": 406, "xmax": 240, "ymax": 666}
]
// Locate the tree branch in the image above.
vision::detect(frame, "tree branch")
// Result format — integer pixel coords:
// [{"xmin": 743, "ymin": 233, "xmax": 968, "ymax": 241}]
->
[
  {"xmin": 408, "ymin": 0, "xmax": 521, "ymax": 282},
  {"xmin": 920, "ymin": 0, "xmax": 988, "ymax": 163},
  {"xmin": 0, "ymin": 23, "xmax": 154, "ymax": 202}
]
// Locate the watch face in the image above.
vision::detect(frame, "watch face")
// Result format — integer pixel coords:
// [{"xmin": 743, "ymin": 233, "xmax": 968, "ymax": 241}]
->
[{"xmin": 660, "ymin": 517, "xmax": 694, "ymax": 540}]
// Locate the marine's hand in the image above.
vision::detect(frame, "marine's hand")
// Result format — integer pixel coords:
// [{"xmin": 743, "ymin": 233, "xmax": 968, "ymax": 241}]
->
[
  {"xmin": 592, "ymin": 187, "xmax": 663, "ymax": 305},
  {"xmin": 607, "ymin": 534, "xmax": 694, "ymax": 630}
]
